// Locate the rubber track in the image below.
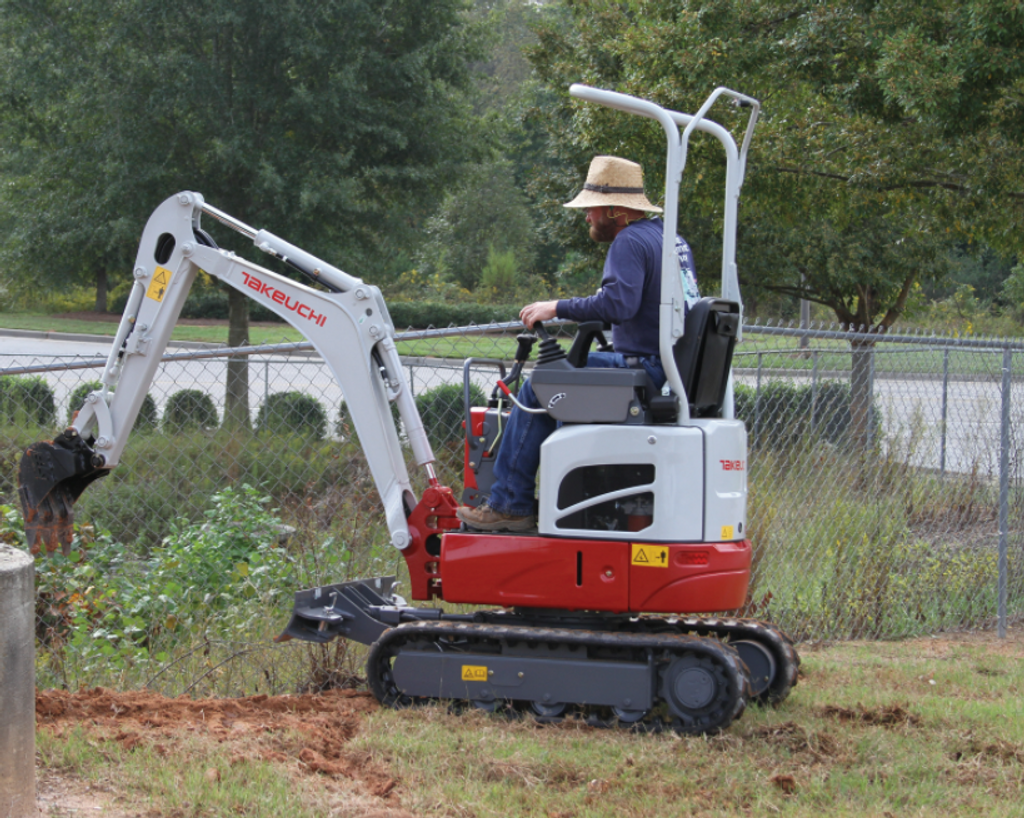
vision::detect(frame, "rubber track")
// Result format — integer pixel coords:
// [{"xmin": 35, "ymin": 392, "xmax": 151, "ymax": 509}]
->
[
  {"xmin": 633, "ymin": 616, "xmax": 800, "ymax": 706},
  {"xmin": 366, "ymin": 620, "xmax": 749, "ymax": 734},
  {"xmin": 472, "ymin": 612, "xmax": 801, "ymax": 707}
]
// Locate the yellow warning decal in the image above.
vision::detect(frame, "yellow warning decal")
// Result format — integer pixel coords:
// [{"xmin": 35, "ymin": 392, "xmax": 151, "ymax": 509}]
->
[
  {"xmin": 721, "ymin": 525, "xmax": 735, "ymax": 540},
  {"xmin": 461, "ymin": 665, "xmax": 488, "ymax": 682},
  {"xmin": 631, "ymin": 543, "xmax": 669, "ymax": 568},
  {"xmin": 146, "ymin": 265, "xmax": 173, "ymax": 302}
]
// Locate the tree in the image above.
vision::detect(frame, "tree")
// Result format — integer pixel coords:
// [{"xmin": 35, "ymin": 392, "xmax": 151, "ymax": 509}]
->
[
  {"xmin": 0, "ymin": 0, "xmax": 486, "ymax": 426},
  {"xmin": 419, "ymin": 160, "xmax": 539, "ymax": 291},
  {"xmin": 525, "ymin": 0, "xmax": 1023, "ymax": 447}
]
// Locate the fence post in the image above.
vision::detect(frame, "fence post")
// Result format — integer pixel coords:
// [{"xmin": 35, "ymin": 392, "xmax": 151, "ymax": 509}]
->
[
  {"xmin": 868, "ymin": 343, "xmax": 877, "ymax": 447},
  {"xmin": 0, "ymin": 545, "xmax": 35, "ymax": 818},
  {"xmin": 810, "ymin": 349, "xmax": 819, "ymax": 434},
  {"xmin": 998, "ymin": 347, "xmax": 1010, "ymax": 639},
  {"xmin": 753, "ymin": 351, "xmax": 763, "ymax": 447},
  {"xmin": 940, "ymin": 348, "xmax": 950, "ymax": 476}
]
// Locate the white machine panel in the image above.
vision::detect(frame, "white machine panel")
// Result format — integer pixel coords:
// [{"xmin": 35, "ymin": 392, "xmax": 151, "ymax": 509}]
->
[
  {"xmin": 538, "ymin": 424, "xmax": 705, "ymax": 542},
  {"xmin": 694, "ymin": 419, "xmax": 748, "ymax": 542}
]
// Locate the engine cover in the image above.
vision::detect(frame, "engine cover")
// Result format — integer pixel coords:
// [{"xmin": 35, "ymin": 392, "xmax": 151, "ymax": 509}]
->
[{"xmin": 537, "ymin": 420, "xmax": 747, "ymax": 543}]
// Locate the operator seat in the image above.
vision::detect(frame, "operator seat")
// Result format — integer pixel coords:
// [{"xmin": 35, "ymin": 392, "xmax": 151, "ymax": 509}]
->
[
  {"xmin": 652, "ymin": 297, "xmax": 740, "ymax": 421},
  {"xmin": 529, "ymin": 297, "xmax": 740, "ymax": 424}
]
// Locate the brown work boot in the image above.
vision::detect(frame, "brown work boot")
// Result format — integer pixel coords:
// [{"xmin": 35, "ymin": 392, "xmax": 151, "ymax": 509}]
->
[{"xmin": 456, "ymin": 503, "xmax": 536, "ymax": 533}]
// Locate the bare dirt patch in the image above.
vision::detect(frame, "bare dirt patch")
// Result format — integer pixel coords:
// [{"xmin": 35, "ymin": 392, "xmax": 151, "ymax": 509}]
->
[
  {"xmin": 35, "ymin": 687, "xmax": 411, "ymax": 816},
  {"xmin": 818, "ymin": 703, "xmax": 922, "ymax": 728}
]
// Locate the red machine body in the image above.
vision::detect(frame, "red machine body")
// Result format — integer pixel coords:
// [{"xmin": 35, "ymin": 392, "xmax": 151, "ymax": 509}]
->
[
  {"xmin": 440, "ymin": 532, "xmax": 750, "ymax": 613},
  {"xmin": 402, "ymin": 460, "xmax": 751, "ymax": 614}
]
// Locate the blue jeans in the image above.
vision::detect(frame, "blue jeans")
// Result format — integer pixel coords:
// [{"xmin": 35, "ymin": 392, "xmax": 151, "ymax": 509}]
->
[{"xmin": 486, "ymin": 351, "xmax": 666, "ymax": 516}]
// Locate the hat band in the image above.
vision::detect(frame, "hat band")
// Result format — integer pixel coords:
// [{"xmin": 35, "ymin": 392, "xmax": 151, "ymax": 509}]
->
[{"xmin": 583, "ymin": 183, "xmax": 645, "ymax": 194}]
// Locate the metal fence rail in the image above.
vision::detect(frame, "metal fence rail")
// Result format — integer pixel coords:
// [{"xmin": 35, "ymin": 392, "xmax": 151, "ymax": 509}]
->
[{"xmin": 2, "ymin": 321, "xmax": 1022, "ymax": 695}]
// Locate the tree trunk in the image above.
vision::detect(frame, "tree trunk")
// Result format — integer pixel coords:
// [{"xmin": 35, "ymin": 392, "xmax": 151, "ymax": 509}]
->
[
  {"xmin": 95, "ymin": 268, "xmax": 108, "ymax": 312},
  {"xmin": 849, "ymin": 337, "xmax": 876, "ymax": 451},
  {"xmin": 223, "ymin": 287, "xmax": 251, "ymax": 430}
]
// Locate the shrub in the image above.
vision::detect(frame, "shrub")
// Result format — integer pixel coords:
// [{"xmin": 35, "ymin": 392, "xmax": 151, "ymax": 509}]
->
[
  {"xmin": 21, "ymin": 487, "xmax": 295, "ymax": 689},
  {"xmin": 0, "ymin": 375, "xmax": 56, "ymax": 427},
  {"xmin": 66, "ymin": 380, "xmax": 157, "ymax": 432},
  {"xmin": 163, "ymin": 389, "xmax": 219, "ymax": 432},
  {"xmin": 135, "ymin": 393, "xmax": 159, "ymax": 432},
  {"xmin": 335, "ymin": 398, "xmax": 402, "ymax": 446},
  {"xmin": 256, "ymin": 392, "xmax": 327, "ymax": 439},
  {"xmin": 63, "ymin": 429, "xmax": 352, "ymax": 547},
  {"xmin": 734, "ymin": 380, "xmax": 881, "ymax": 449},
  {"xmin": 415, "ymin": 382, "xmax": 487, "ymax": 450}
]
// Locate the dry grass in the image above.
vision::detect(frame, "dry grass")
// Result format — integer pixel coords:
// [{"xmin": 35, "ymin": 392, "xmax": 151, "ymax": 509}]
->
[{"xmin": 35, "ymin": 624, "xmax": 1024, "ymax": 817}]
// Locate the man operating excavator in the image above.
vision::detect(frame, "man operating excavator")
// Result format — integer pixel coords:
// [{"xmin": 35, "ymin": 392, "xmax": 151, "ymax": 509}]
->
[{"xmin": 457, "ymin": 155, "xmax": 701, "ymax": 532}]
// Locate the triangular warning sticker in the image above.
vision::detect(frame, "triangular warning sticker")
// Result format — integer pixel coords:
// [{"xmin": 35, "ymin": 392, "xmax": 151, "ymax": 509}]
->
[
  {"xmin": 146, "ymin": 265, "xmax": 174, "ymax": 302},
  {"xmin": 631, "ymin": 543, "xmax": 668, "ymax": 568}
]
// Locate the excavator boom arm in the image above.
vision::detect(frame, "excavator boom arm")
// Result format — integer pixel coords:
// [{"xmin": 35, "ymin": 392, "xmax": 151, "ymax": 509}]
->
[{"xmin": 20, "ymin": 192, "xmax": 434, "ymax": 554}]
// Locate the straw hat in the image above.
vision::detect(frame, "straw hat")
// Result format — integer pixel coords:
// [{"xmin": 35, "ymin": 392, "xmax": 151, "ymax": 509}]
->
[{"xmin": 563, "ymin": 156, "xmax": 662, "ymax": 213}]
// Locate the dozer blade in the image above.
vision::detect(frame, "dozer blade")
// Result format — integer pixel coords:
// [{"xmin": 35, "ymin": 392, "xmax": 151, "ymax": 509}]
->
[{"xmin": 19, "ymin": 431, "xmax": 108, "ymax": 556}]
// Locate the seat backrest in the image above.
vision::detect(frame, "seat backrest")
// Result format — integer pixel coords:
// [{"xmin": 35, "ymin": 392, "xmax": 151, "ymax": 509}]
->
[{"xmin": 673, "ymin": 297, "xmax": 740, "ymax": 418}]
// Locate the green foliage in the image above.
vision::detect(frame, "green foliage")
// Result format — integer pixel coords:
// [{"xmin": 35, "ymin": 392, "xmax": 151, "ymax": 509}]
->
[
  {"xmin": 0, "ymin": 375, "xmax": 56, "ymax": 427},
  {"xmin": 17, "ymin": 487, "xmax": 295, "ymax": 687},
  {"xmin": 0, "ymin": 0, "xmax": 490, "ymax": 413},
  {"xmin": 135, "ymin": 393, "xmax": 159, "ymax": 433},
  {"xmin": 1001, "ymin": 262, "xmax": 1024, "ymax": 314},
  {"xmin": 335, "ymin": 399, "xmax": 401, "ymax": 444},
  {"xmin": 734, "ymin": 380, "xmax": 881, "ymax": 450},
  {"xmin": 67, "ymin": 382, "xmax": 100, "ymax": 424},
  {"xmin": 928, "ymin": 245, "xmax": 1017, "ymax": 306},
  {"xmin": 67, "ymin": 381, "xmax": 157, "ymax": 432},
  {"xmin": 479, "ymin": 244, "xmax": 519, "ymax": 299},
  {"xmin": 141, "ymin": 485, "xmax": 293, "ymax": 612},
  {"xmin": 525, "ymin": 0, "xmax": 1024, "ymax": 333},
  {"xmin": 415, "ymin": 382, "xmax": 487, "ymax": 450},
  {"xmin": 256, "ymin": 392, "xmax": 327, "ymax": 440},
  {"xmin": 0, "ymin": 0, "xmax": 489, "ymax": 272},
  {"xmin": 163, "ymin": 389, "xmax": 219, "ymax": 433},
  {"xmin": 418, "ymin": 160, "xmax": 539, "ymax": 291},
  {"xmin": 71, "ymin": 430, "xmax": 350, "ymax": 547},
  {"xmin": 743, "ymin": 447, "xmax": 1013, "ymax": 640}
]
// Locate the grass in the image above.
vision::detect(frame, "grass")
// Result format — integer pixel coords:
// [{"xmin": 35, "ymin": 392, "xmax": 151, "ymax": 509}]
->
[
  {"xmin": 38, "ymin": 728, "xmax": 337, "ymax": 818},
  {"xmin": 744, "ymin": 444, "xmax": 1018, "ymax": 641},
  {"xmin": 35, "ymin": 628, "xmax": 1024, "ymax": 817}
]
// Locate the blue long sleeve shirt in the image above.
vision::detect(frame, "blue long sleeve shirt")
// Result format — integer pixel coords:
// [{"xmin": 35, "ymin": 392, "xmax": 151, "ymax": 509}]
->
[{"xmin": 555, "ymin": 217, "xmax": 698, "ymax": 358}]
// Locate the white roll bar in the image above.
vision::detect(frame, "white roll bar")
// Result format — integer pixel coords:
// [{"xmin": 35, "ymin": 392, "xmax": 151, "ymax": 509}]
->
[{"xmin": 568, "ymin": 84, "xmax": 760, "ymax": 421}]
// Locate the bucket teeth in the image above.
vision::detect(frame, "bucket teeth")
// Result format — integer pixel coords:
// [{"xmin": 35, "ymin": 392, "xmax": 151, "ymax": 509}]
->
[{"xmin": 18, "ymin": 434, "xmax": 107, "ymax": 556}]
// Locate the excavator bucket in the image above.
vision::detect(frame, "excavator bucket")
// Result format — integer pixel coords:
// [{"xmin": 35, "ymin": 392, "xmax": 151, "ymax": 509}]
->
[{"xmin": 18, "ymin": 431, "xmax": 107, "ymax": 555}]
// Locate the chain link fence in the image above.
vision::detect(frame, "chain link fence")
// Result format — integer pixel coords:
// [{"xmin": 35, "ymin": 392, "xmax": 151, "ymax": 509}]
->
[{"xmin": 2, "ymin": 321, "xmax": 1022, "ymax": 696}]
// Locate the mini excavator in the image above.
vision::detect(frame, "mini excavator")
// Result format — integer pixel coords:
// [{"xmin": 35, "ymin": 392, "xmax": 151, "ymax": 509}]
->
[{"xmin": 19, "ymin": 85, "xmax": 799, "ymax": 734}]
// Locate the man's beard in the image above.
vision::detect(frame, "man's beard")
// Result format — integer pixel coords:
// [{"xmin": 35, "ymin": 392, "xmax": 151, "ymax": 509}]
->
[{"xmin": 589, "ymin": 214, "xmax": 617, "ymax": 243}]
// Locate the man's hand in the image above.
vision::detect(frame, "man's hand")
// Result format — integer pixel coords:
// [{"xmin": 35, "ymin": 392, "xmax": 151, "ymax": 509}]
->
[{"xmin": 520, "ymin": 300, "xmax": 558, "ymax": 329}]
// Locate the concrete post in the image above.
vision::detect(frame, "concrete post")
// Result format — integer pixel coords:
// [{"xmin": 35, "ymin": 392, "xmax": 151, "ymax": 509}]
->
[{"xmin": 0, "ymin": 545, "xmax": 35, "ymax": 818}]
